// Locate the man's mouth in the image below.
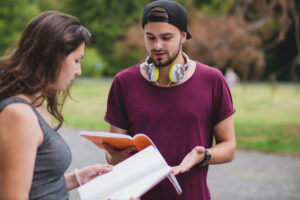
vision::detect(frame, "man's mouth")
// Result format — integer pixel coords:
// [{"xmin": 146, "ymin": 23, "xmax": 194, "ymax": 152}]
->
[{"xmin": 153, "ymin": 52, "xmax": 166, "ymax": 58}]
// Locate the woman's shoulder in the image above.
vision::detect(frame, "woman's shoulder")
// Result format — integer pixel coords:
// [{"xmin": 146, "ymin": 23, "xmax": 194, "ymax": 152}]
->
[
  {"xmin": 0, "ymin": 101, "xmax": 36, "ymax": 121},
  {"xmin": 0, "ymin": 101, "xmax": 42, "ymax": 142}
]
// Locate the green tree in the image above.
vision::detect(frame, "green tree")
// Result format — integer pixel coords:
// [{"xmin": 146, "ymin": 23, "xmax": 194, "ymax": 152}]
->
[
  {"xmin": 183, "ymin": 0, "xmax": 236, "ymax": 16},
  {"xmin": 63, "ymin": 0, "xmax": 151, "ymax": 75},
  {"xmin": 62, "ymin": 0, "xmax": 300, "ymax": 80},
  {"xmin": 33, "ymin": 0, "xmax": 63, "ymax": 11},
  {"xmin": 0, "ymin": 0, "xmax": 40, "ymax": 55},
  {"xmin": 62, "ymin": 0, "xmax": 247, "ymax": 76}
]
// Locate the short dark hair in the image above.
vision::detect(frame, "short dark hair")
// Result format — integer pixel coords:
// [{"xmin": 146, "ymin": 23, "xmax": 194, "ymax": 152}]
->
[
  {"xmin": 146, "ymin": 6, "xmax": 169, "ymax": 19},
  {"xmin": 0, "ymin": 11, "xmax": 91, "ymax": 129}
]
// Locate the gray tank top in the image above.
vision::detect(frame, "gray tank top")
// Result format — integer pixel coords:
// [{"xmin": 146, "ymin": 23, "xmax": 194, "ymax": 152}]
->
[{"xmin": 0, "ymin": 97, "xmax": 72, "ymax": 200}]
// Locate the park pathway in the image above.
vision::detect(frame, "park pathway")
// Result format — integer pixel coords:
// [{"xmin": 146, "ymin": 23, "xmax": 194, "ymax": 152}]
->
[{"xmin": 59, "ymin": 126, "xmax": 300, "ymax": 200}]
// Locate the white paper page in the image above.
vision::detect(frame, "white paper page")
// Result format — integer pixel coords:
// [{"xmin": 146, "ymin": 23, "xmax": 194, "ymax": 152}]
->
[
  {"xmin": 108, "ymin": 166, "xmax": 172, "ymax": 200},
  {"xmin": 80, "ymin": 131, "xmax": 132, "ymax": 139},
  {"xmin": 78, "ymin": 146, "xmax": 167, "ymax": 200},
  {"xmin": 167, "ymin": 173, "xmax": 182, "ymax": 195}
]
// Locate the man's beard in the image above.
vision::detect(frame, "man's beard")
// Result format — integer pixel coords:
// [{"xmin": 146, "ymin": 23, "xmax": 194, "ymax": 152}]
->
[{"xmin": 152, "ymin": 42, "xmax": 181, "ymax": 68}]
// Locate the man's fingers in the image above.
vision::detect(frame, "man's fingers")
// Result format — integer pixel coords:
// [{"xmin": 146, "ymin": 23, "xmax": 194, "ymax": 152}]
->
[
  {"xmin": 173, "ymin": 166, "xmax": 188, "ymax": 176},
  {"xmin": 126, "ymin": 146, "xmax": 137, "ymax": 154},
  {"xmin": 103, "ymin": 143, "xmax": 115, "ymax": 153},
  {"xmin": 103, "ymin": 143, "xmax": 137, "ymax": 155},
  {"xmin": 194, "ymin": 146, "xmax": 205, "ymax": 154}
]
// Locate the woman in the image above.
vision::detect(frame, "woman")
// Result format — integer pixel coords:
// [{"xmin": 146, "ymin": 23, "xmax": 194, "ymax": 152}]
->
[{"xmin": 0, "ymin": 11, "xmax": 112, "ymax": 199}]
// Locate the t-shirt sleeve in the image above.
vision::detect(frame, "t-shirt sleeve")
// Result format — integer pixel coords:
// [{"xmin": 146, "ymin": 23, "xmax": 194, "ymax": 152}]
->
[
  {"xmin": 212, "ymin": 72, "xmax": 235, "ymax": 126},
  {"xmin": 104, "ymin": 77, "xmax": 129, "ymax": 130}
]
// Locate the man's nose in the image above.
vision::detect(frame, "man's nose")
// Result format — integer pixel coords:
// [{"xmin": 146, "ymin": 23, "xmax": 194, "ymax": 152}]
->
[{"xmin": 153, "ymin": 40, "xmax": 163, "ymax": 50}]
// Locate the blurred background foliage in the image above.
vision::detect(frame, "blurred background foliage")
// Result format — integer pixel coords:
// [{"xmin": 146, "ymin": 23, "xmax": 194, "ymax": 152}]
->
[{"xmin": 0, "ymin": 0, "xmax": 299, "ymax": 81}]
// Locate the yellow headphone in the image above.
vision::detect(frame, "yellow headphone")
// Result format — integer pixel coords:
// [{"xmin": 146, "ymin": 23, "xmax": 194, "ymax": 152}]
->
[{"xmin": 143, "ymin": 53, "xmax": 189, "ymax": 83}]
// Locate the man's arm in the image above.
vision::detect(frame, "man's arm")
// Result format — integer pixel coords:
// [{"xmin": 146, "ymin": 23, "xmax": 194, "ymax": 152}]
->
[
  {"xmin": 104, "ymin": 125, "xmax": 137, "ymax": 165},
  {"xmin": 208, "ymin": 115, "xmax": 236, "ymax": 164},
  {"xmin": 109, "ymin": 124, "xmax": 128, "ymax": 134},
  {"xmin": 173, "ymin": 116, "xmax": 236, "ymax": 175}
]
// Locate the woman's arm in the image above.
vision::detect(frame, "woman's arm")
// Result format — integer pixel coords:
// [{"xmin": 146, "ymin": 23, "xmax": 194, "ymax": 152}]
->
[{"xmin": 0, "ymin": 104, "xmax": 42, "ymax": 199}]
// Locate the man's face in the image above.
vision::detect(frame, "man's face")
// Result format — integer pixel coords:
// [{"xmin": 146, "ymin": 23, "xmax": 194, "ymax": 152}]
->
[{"xmin": 144, "ymin": 22, "xmax": 186, "ymax": 67}]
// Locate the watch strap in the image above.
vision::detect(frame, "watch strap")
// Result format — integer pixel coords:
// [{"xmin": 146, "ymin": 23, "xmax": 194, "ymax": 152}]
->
[{"xmin": 197, "ymin": 149, "xmax": 211, "ymax": 167}]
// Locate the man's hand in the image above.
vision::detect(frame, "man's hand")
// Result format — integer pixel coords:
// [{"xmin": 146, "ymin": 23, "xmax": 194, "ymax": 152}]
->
[
  {"xmin": 173, "ymin": 146, "xmax": 205, "ymax": 175},
  {"xmin": 103, "ymin": 143, "xmax": 137, "ymax": 165}
]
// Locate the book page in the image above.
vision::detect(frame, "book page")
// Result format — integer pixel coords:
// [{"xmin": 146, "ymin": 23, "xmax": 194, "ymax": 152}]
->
[
  {"xmin": 108, "ymin": 167, "xmax": 172, "ymax": 199},
  {"xmin": 167, "ymin": 173, "xmax": 182, "ymax": 195},
  {"xmin": 78, "ymin": 146, "xmax": 169, "ymax": 200},
  {"xmin": 80, "ymin": 131, "xmax": 132, "ymax": 139}
]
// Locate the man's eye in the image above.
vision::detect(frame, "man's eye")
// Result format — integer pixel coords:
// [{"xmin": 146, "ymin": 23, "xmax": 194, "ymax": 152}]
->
[{"xmin": 148, "ymin": 37, "xmax": 155, "ymax": 40}]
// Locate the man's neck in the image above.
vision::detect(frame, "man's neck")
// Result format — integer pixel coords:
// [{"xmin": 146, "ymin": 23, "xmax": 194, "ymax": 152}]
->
[
  {"xmin": 156, "ymin": 53, "xmax": 186, "ymax": 86},
  {"xmin": 139, "ymin": 54, "xmax": 196, "ymax": 87},
  {"xmin": 156, "ymin": 66, "xmax": 172, "ymax": 86}
]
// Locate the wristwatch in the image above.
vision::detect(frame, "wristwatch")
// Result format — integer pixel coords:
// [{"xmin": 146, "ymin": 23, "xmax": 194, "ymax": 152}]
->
[{"xmin": 197, "ymin": 149, "xmax": 211, "ymax": 167}]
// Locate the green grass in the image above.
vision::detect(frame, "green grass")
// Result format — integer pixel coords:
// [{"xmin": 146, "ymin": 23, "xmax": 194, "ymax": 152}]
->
[
  {"xmin": 231, "ymin": 84, "xmax": 300, "ymax": 155},
  {"xmin": 63, "ymin": 80, "xmax": 300, "ymax": 155},
  {"xmin": 62, "ymin": 78, "xmax": 112, "ymax": 130}
]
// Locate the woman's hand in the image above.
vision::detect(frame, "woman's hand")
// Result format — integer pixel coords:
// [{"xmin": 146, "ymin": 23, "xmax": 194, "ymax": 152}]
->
[
  {"xmin": 78, "ymin": 164, "xmax": 113, "ymax": 184},
  {"xmin": 66, "ymin": 164, "xmax": 113, "ymax": 190}
]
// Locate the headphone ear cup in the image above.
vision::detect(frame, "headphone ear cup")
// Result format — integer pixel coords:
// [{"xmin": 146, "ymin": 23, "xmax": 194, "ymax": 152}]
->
[
  {"xmin": 154, "ymin": 67, "xmax": 159, "ymax": 82},
  {"xmin": 148, "ymin": 64, "xmax": 159, "ymax": 82},
  {"xmin": 169, "ymin": 64, "xmax": 185, "ymax": 82}
]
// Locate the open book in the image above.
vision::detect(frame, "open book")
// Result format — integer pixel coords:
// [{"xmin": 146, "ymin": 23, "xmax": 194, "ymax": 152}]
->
[
  {"xmin": 78, "ymin": 146, "xmax": 182, "ymax": 200},
  {"xmin": 80, "ymin": 131, "xmax": 154, "ymax": 151}
]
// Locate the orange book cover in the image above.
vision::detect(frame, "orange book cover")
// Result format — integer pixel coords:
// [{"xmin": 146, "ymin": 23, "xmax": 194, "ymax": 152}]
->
[
  {"xmin": 79, "ymin": 131, "xmax": 182, "ymax": 196},
  {"xmin": 80, "ymin": 131, "xmax": 154, "ymax": 151}
]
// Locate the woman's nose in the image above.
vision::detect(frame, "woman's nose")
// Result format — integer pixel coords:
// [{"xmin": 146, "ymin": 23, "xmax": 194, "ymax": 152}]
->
[{"xmin": 75, "ymin": 65, "xmax": 82, "ymax": 77}]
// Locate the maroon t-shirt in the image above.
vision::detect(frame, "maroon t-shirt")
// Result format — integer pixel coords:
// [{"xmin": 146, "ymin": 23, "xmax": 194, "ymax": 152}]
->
[{"xmin": 105, "ymin": 62, "xmax": 235, "ymax": 200}]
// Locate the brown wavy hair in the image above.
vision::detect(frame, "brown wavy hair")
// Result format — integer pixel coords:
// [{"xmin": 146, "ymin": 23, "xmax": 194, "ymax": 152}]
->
[{"xmin": 0, "ymin": 11, "xmax": 91, "ymax": 130}]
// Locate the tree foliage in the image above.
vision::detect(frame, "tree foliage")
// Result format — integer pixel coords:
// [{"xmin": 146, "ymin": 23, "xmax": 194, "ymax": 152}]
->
[
  {"xmin": 0, "ymin": 0, "xmax": 40, "ymax": 55},
  {"xmin": 62, "ymin": 0, "xmax": 152, "ymax": 75},
  {"xmin": 33, "ymin": 0, "xmax": 63, "ymax": 11},
  {"xmin": 227, "ymin": 0, "xmax": 300, "ymax": 80},
  {"xmin": 185, "ymin": 11, "xmax": 264, "ymax": 80},
  {"xmin": 107, "ymin": 0, "xmax": 300, "ymax": 80},
  {"xmin": 1, "ymin": 0, "xmax": 299, "ymax": 80}
]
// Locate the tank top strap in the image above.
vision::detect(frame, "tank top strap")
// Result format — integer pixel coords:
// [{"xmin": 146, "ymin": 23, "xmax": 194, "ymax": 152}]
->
[
  {"xmin": 0, "ymin": 97, "xmax": 38, "ymax": 114},
  {"xmin": 0, "ymin": 97, "xmax": 51, "ymax": 133}
]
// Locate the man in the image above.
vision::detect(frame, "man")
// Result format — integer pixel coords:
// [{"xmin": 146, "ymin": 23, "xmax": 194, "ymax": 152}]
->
[{"xmin": 104, "ymin": 0, "xmax": 236, "ymax": 199}]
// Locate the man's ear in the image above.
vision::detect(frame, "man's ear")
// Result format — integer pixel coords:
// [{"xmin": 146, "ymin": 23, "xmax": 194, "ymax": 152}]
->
[{"xmin": 181, "ymin": 31, "xmax": 187, "ymax": 43}]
